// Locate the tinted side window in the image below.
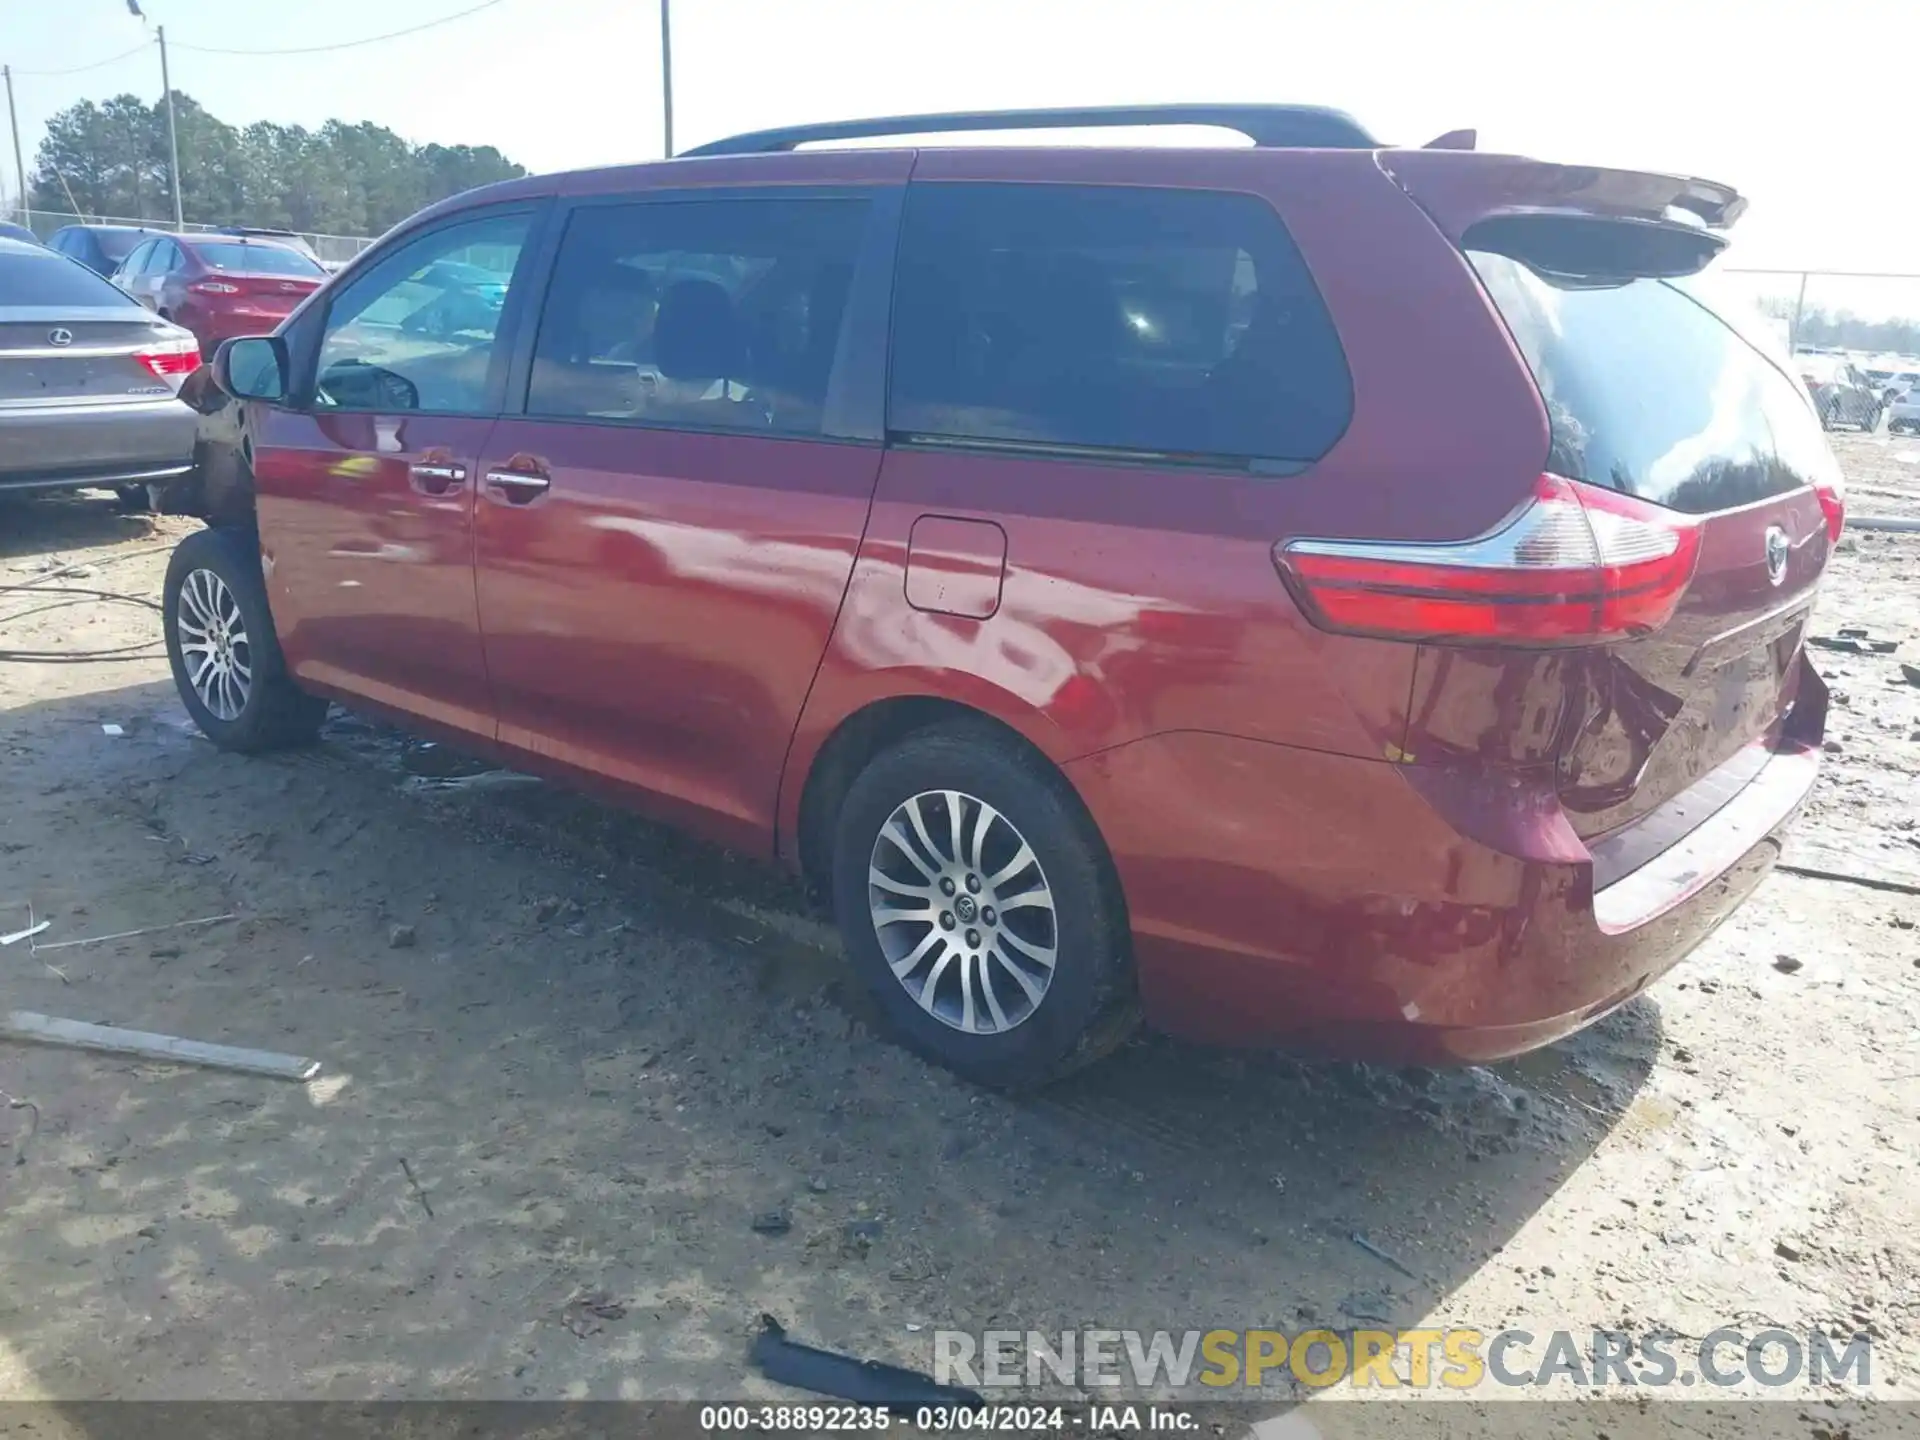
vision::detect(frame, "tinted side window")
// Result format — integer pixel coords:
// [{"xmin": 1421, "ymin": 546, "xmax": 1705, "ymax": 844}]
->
[
  {"xmin": 313, "ymin": 211, "xmax": 532, "ymax": 414},
  {"xmin": 1470, "ymin": 253, "xmax": 1834, "ymax": 513},
  {"xmin": 528, "ymin": 197, "xmax": 870, "ymax": 438},
  {"xmin": 888, "ymin": 183, "xmax": 1351, "ymax": 464},
  {"xmin": 150, "ymin": 241, "xmax": 182, "ymax": 275},
  {"xmin": 118, "ymin": 240, "xmax": 154, "ymax": 278}
]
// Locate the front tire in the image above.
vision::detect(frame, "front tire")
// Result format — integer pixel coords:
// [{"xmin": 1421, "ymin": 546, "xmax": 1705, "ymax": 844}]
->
[
  {"xmin": 163, "ymin": 526, "xmax": 327, "ymax": 752},
  {"xmin": 831, "ymin": 723, "xmax": 1138, "ymax": 1089}
]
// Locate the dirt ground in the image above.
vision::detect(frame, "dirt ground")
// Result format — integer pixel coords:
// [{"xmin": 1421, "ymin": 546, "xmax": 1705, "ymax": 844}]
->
[{"xmin": 0, "ymin": 433, "xmax": 1917, "ymax": 1430}]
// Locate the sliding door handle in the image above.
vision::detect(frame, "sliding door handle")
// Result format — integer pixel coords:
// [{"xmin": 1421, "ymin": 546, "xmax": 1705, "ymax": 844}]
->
[
  {"xmin": 484, "ymin": 469, "xmax": 551, "ymax": 504},
  {"xmin": 408, "ymin": 461, "xmax": 467, "ymax": 495}
]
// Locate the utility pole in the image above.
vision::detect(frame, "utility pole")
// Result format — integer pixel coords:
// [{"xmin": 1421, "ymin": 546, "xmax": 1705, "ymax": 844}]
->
[
  {"xmin": 3, "ymin": 66, "xmax": 25, "ymax": 225},
  {"xmin": 659, "ymin": 0, "xmax": 674, "ymax": 158},
  {"xmin": 158, "ymin": 26, "xmax": 183, "ymax": 227},
  {"xmin": 1789, "ymin": 270, "xmax": 1809, "ymax": 354}
]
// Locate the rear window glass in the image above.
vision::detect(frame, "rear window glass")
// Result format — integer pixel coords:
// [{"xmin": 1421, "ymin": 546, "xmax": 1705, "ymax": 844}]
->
[
  {"xmin": 193, "ymin": 242, "xmax": 323, "ymax": 276},
  {"xmin": 1470, "ymin": 252, "xmax": 1839, "ymax": 514},
  {"xmin": 0, "ymin": 251, "xmax": 140, "ymax": 307},
  {"xmin": 888, "ymin": 183, "xmax": 1351, "ymax": 465},
  {"xmin": 91, "ymin": 229, "xmax": 149, "ymax": 262}
]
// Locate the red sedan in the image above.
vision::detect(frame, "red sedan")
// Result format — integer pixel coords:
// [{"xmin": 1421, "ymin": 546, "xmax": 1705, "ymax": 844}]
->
[{"xmin": 112, "ymin": 233, "xmax": 326, "ymax": 353}]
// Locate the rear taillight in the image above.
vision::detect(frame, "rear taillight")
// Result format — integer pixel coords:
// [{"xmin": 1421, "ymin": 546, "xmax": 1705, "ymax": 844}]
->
[
  {"xmin": 135, "ymin": 337, "xmax": 201, "ymax": 380},
  {"xmin": 1277, "ymin": 474, "xmax": 1702, "ymax": 646},
  {"xmin": 190, "ymin": 280, "xmax": 240, "ymax": 295},
  {"xmin": 1814, "ymin": 477, "xmax": 1845, "ymax": 545}
]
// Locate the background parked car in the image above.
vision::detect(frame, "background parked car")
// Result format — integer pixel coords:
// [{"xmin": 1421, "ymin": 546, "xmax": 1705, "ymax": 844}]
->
[
  {"xmin": 1890, "ymin": 381, "xmax": 1920, "ymax": 433},
  {"xmin": 111, "ymin": 233, "xmax": 327, "ymax": 353},
  {"xmin": 395, "ymin": 259, "xmax": 509, "ymax": 339},
  {"xmin": 46, "ymin": 223, "xmax": 160, "ymax": 277},
  {"xmin": 212, "ymin": 225, "xmax": 327, "ymax": 269},
  {"xmin": 0, "ymin": 221, "xmax": 42, "ymax": 246},
  {"xmin": 1797, "ymin": 353, "xmax": 1884, "ymax": 430},
  {"xmin": 0, "ymin": 235, "xmax": 199, "ymax": 508}
]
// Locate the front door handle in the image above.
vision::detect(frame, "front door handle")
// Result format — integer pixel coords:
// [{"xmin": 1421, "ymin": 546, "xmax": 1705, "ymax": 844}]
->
[
  {"xmin": 485, "ymin": 468, "xmax": 551, "ymax": 504},
  {"xmin": 409, "ymin": 461, "xmax": 467, "ymax": 495}
]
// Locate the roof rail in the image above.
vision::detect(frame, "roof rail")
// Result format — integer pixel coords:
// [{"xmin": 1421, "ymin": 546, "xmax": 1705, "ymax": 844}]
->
[{"xmin": 681, "ymin": 104, "xmax": 1377, "ymax": 157}]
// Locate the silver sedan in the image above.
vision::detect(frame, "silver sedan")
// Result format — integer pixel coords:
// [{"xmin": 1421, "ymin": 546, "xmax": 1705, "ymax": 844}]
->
[{"xmin": 1, "ymin": 235, "xmax": 199, "ymax": 508}]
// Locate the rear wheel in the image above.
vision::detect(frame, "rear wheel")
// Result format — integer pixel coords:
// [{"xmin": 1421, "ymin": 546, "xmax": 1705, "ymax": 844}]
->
[
  {"xmin": 163, "ymin": 526, "xmax": 327, "ymax": 752},
  {"xmin": 114, "ymin": 484, "xmax": 152, "ymax": 513},
  {"xmin": 831, "ymin": 723, "xmax": 1138, "ymax": 1089}
]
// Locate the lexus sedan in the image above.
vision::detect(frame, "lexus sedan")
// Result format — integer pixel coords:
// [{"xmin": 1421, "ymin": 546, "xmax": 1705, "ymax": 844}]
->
[{"xmin": 0, "ymin": 236, "xmax": 199, "ymax": 507}]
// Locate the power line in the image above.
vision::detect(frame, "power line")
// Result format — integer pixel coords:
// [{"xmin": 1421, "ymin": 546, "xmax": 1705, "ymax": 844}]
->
[
  {"xmin": 169, "ymin": 0, "xmax": 509, "ymax": 56},
  {"xmin": 11, "ymin": 40, "xmax": 155, "ymax": 77}
]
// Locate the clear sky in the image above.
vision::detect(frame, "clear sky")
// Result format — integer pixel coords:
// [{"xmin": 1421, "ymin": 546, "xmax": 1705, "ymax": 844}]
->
[{"xmin": 3, "ymin": 0, "xmax": 1917, "ymax": 312}]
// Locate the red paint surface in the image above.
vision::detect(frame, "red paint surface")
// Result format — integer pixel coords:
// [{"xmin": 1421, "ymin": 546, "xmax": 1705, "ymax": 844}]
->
[
  {"xmin": 255, "ymin": 409, "xmax": 496, "ymax": 738},
  {"xmin": 472, "ymin": 420, "xmax": 883, "ymax": 854}
]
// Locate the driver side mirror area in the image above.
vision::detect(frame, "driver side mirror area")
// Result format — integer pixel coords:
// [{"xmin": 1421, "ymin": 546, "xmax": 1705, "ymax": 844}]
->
[{"xmin": 214, "ymin": 335, "xmax": 290, "ymax": 404}]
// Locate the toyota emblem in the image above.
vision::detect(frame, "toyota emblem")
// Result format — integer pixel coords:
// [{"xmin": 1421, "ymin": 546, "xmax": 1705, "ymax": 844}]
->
[
  {"xmin": 1764, "ymin": 526, "xmax": 1789, "ymax": 586},
  {"xmin": 47, "ymin": 327, "xmax": 73, "ymax": 347}
]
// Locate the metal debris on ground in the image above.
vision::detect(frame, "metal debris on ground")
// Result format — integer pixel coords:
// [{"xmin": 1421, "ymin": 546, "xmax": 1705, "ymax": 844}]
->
[
  {"xmin": 1349, "ymin": 1229, "xmax": 1419, "ymax": 1280},
  {"xmin": 0, "ymin": 920, "xmax": 50, "ymax": 947},
  {"xmin": 750, "ymin": 1314, "xmax": 985, "ymax": 1415},
  {"xmin": 562, "ymin": 1291, "xmax": 627, "ymax": 1338},
  {"xmin": 1, "ymin": 1011, "xmax": 320, "ymax": 1081},
  {"xmin": 398, "ymin": 1156, "xmax": 434, "ymax": 1217},
  {"xmin": 32, "ymin": 913, "xmax": 239, "ymax": 953},
  {"xmin": 1807, "ymin": 634, "xmax": 1899, "ymax": 655},
  {"xmin": 1777, "ymin": 863, "xmax": 1920, "ymax": 897},
  {"xmin": 402, "ymin": 770, "xmax": 541, "ymax": 794},
  {"xmin": 100, "ymin": 723, "xmax": 124, "ymax": 737}
]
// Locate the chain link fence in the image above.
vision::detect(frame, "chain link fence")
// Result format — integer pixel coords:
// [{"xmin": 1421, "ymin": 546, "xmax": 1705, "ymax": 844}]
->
[
  {"xmin": 11, "ymin": 206, "xmax": 377, "ymax": 269},
  {"xmin": 1713, "ymin": 266, "xmax": 1920, "ymax": 362}
]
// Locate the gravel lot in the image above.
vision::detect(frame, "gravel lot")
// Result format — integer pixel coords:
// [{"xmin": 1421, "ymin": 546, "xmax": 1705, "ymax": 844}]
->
[{"xmin": 0, "ymin": 434, "xmax": 1916, "ymax": 1433}]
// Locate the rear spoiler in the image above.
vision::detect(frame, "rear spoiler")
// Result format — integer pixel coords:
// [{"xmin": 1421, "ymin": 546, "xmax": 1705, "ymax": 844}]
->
[{"xmin": 1379, "ymin": 150, "xmax": 1748, "ymax": 279}]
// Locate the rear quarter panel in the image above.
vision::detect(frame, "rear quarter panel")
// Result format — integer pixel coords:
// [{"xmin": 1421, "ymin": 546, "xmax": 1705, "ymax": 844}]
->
[{"xmin": 782, "ymin": 147, "xmax": 1550, "ymax": 864}]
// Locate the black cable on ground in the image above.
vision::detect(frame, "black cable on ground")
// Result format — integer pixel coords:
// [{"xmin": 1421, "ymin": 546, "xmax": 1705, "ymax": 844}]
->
[{"xmin": 0, "ymin": 579, "xmax": 168, "ymax": 665}]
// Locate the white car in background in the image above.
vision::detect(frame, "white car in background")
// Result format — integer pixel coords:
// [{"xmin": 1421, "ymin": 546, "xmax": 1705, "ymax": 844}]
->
[
  {"xmin": 1889, "ymin": 376, "xmax": 1920, "ymax": 434},
  {"xmin": 1797, "ymin": 354, "xmax": 1886, "ymax": 431}
]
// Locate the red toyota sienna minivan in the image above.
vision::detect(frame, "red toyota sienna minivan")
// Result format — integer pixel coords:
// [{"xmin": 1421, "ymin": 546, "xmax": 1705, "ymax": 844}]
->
[{"xmin": 165, "ymin": 105, "xmax": 1839, "ymax": 1087}]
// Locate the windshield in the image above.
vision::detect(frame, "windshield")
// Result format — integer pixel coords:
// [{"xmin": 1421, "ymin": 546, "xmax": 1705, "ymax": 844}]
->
[
  {"xmin": 0, "ymin": 250, "xmax": 143, "ymax": 307},
  {"xmin": 193, "ymin": 241, "xmax": 323, "ymax": 277}
]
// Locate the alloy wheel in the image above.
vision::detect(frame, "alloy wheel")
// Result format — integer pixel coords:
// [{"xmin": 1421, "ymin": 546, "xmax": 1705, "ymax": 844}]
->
[
  {"xmin": 867, "ymin": 789, "xmax": 1059, "ymax": 1034},
  {"xmin": 175, "ymin": 567, "xmax": 253, "ymax": 722}
]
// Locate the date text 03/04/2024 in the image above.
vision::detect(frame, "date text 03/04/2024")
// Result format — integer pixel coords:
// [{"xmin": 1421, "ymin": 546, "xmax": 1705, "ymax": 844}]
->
[{"xmin": 697, "ymin": 1404, "xmax": 1201, "ymax": 1432}]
